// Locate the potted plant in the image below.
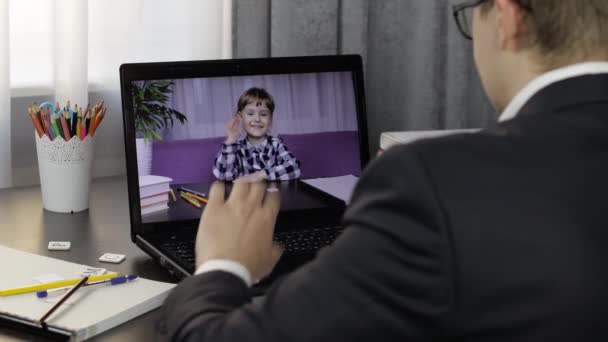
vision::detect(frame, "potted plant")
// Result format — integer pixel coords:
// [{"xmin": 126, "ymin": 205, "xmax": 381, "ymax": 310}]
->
[{"xmin": 132, "ymin": 80, "xmax": 187, "ymax": 175}]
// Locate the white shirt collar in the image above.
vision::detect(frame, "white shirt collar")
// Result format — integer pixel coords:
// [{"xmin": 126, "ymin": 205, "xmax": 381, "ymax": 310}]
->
[{"xmin": 499, "ymin": 62, "xmax": 608, "ymax": 122}]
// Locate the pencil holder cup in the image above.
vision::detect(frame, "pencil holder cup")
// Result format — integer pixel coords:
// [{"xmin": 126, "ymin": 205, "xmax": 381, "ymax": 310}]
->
[{"xmin": 35, "ymin": 132, "xmax": 95, "ymax": 213}]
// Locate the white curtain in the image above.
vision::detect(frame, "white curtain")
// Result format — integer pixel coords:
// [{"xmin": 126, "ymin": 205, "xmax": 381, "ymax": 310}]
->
[
  {"xmin": 0, "ymin": 0, "xmax": 10, "ymax": 189},
  {"xmin": 0, "ymin": 0, "xmax": 231, "ymax": 188}
]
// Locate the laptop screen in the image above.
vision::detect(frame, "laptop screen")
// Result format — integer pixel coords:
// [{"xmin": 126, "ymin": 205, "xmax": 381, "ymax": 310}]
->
[{"xmin": 120, "ymin": 56, "xmax": 368, "ymax": 233}]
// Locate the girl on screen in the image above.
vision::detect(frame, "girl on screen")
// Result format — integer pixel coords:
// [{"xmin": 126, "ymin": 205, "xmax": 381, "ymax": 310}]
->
[{"xmin": 212, "ymin": 87, "xmax": 301, "ymax": 182}]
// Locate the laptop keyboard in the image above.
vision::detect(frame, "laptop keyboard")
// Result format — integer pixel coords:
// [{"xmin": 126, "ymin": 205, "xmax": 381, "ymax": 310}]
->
[
  {"xmin": 161, "ymin": 240, "xmax": 196, "ymax": 267},
  {"xmin": 273, "ymin": 226, "xmax": 344, "ymax": 254},
  {"xmin": 159, "ymin": 226, "xmax": 344, "ymax": 270}
]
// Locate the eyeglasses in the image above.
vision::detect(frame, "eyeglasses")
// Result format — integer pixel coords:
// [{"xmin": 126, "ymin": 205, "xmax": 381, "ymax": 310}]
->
[
  {"xmin": 453, "ymin": 0, "xmax": 488, "ymax": 40},
  {"xmin": 452, "ymin": 0, "xmax": 533, "ymax": 40}
]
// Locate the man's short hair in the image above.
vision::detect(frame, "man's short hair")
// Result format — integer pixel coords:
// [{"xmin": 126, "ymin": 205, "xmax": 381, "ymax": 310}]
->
[{"xmin": 482, "ymin": 0, "xmax": 608, "ymax": 69}]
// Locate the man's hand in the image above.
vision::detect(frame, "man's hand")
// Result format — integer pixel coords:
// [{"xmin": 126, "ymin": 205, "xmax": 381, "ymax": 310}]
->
[
  {"xmin": 237, "ymin": 170, "xmax": 267, "ymax": 183},
  {"xmin": 195, "ymin": 180, "xmax": 283, "ymax": 282}
]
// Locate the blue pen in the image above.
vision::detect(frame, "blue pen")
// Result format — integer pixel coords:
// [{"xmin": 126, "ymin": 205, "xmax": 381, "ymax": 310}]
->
[{"xmin": 36, "ymin": 274, "xmax": 138, "ymax": 298}]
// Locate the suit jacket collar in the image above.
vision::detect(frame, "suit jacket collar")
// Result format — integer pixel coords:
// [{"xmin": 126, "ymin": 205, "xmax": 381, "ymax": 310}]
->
[
  {"xmin": 499, "ymin": 62, "xmax": 608, "ymax": 122},
  {"xmin": 516, "ymin": 74, "xmax": 608, "ymax": 119}
]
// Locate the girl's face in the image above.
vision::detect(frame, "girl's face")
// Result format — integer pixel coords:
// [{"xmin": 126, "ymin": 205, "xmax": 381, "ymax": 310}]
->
[{"xmin": 239, "ymin": 100, "xmax": 272, "ymax": 139}]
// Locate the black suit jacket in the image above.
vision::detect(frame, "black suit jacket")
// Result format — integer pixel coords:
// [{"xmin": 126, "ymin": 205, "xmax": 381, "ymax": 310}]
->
[{"xmin": 159, "ymin": 75, "xmax": 608, "ymax": 341}]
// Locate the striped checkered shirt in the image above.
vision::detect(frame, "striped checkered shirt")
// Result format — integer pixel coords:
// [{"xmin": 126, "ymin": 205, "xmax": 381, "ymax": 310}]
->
[{"xmin": 212, "ymin": 136, "xmax": 301, "ymax": 181}]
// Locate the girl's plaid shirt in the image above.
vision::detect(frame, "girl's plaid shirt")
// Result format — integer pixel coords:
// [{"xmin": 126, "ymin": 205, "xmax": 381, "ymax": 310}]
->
[{"xmin": 213, "ymin": 136, "xmax": 301, "ymax": 181}]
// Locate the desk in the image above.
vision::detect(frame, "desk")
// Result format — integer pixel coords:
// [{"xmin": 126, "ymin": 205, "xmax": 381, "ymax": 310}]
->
[
  {"xmin": 0, "ymin": 176, "xmax": 176, "ymax": 341},
  {"xmin": 143, "ymin": 180, "xmax": 339, "ymax": 224}
]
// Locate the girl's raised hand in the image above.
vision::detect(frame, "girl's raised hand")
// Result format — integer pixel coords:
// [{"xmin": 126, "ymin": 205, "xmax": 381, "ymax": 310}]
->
[{"xmin": 225, "ymin": 115, "xmax": 241, "ymax": 144}]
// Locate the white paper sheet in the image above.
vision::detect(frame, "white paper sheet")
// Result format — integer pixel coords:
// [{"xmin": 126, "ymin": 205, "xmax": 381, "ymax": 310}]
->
[{"xmin": 303, "ymin": 175, "xmax": 359, "ymax": 204}]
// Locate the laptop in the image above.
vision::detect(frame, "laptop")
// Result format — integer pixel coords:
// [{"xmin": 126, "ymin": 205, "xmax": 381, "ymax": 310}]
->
[{"xmin": 119, "ymin": 55, "xmax": 369, "ymax": 288}]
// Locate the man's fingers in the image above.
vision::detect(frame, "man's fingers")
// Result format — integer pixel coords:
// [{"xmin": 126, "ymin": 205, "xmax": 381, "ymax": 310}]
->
[
  {"xmin": 263, "ymin": 186, "xmax": 281, "ymax": 217},
  {"xmin": 208, "ymin": 182, "xmax": 226, "ymax": 206},
  {"xmin": 248, "ymin": 181, "xmax": 267, "ymax": 206},
  {"xmin": 229, "ymin": 179, "xmax": 251, "ymax": 202}
]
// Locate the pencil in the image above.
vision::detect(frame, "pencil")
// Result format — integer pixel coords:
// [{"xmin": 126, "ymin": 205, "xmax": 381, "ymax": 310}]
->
[
  {"xmin": 51, "ymin": 116, "xmax": 62, "ymax": 140},
  {"xmin": 45, "ymin": 109, "xmax": 55, "ymax": 140},
  {"xmin": 38, "ymin": 276, "xmax": 89, "ymax": 327},
  {"xmin": 29, "ymin": 112, "xmax": 44, "ymax": 138},
  {"xmin": 180, "ymin": 193, "xmax": 201, "ymax": 208},
  {"xmin": 90, "ymin": 107, "xmax": 106, "ymax": 137},
  {"xmin": 59, "ymin": 114, "xmax": 71, "ymax": 141},
  {"xmin": 70, "ymin": 108, "xmax": 77, "ymax": 137},
  {"xmin": 28, "ymin": 106, "xmax": 44, "ymax": 138},
  {"xmin": 169, "ymin": 189, "xmax": 177, "ymax": 202},
  {"xmin": 0, "ymin": 273, "xmax": 120, "ymax": 297},
  {"xmin": 38, "ymin": 109, "xmax": 46, "ymax": 138},
  {"xmin": 177, "ymin": 187, "xmax": 208, "ymax": 203},
  {"xmin": 89, "ymin": 108, "xmax": 98, "ymax": 137},
  {"xmin": 184, "ymin": 192, "xmax": 208, "ymax": 204},
  {"xmin": 76, "ymin": 116, "xmax": 82, "ymax": 140}
]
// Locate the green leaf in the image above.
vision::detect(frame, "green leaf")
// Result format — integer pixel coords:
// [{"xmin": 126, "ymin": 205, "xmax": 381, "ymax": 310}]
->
[
  {"xmin": 151, "ymin": 130, "xmax": 163, "ymax": 141},
  {"xmin": 133, "ymin": 79, "xmax": 188, "ymax": 138}
]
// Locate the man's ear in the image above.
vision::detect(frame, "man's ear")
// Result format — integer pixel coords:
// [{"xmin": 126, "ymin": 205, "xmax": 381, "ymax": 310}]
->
[{"xmin": 495, "ymin": 0, "xmax": 530, "ymax": 51}]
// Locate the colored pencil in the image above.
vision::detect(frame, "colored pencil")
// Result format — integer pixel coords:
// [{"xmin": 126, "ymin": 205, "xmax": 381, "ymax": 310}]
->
[
  {"xmin": 59, "ymin": 114, "xmax": 71, "ymax": 141},
  {"xmin": 27, "ymin": 100, "xmax": 107, "ymax": 141},
  {"xmin": 180, "ymin": 193, "xmax": 201, "ymax": 208},
  {"xmin": 29, "ymin": 112, "xmax": 44, "ymax": 138},
  {"xmin": 182, "ymin": 191, "xmax": 208, "ymax": 204}
]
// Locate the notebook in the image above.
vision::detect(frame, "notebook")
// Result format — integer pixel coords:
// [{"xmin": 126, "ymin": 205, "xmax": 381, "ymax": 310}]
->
[
  {"xmin": 119, "ymin": 55, "xmax": 370, "ymax": 290},
  {"xmin": 0, "ymin": 245, "xmax": 175, "ymax": 341},
  {"xmin": 139, "ymin": 175, "xmax": 172, "ymax": 198},
  {"xmin": 379, "ymin": 129, "xmax": 479, "ymax": 153}
]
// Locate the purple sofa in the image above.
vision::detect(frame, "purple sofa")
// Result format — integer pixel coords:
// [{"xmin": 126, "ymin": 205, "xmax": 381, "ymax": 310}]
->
[{"xmin": 151, "ymin": 131, "xmax": 361, "ymax": 184}]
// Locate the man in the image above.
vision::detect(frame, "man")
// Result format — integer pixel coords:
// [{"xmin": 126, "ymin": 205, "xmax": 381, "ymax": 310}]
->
[{"xmin": 160, "ymin": 0, "xmax": 608, "ymax": 340}]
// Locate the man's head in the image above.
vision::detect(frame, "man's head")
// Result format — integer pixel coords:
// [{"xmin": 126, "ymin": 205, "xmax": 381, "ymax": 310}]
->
[
  {"xmin": 458, "ymin": 0, "xmax": 608, "ymax": 111},
  {"xmin": 237, "ymin": 87, "xmax": 275, "ymax": 140}
]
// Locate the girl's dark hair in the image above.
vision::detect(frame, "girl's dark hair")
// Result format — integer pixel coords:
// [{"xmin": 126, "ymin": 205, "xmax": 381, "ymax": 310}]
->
[{"xmin": 237, "ymin": 87, "xmax": 275, "ymax": 115}]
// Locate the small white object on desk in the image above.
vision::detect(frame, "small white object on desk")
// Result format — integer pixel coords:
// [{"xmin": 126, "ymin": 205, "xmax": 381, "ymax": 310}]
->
[
  {"xmin": 98, "ymin": 253, "xmax": 126, "ymax": 264},
  {"xmin": 79, "ymin": 267, "xmax": 107, "ymax": 277},
  {"xmin": 48, "ymin": 241, "xmax": 71, "ymax": 251}
]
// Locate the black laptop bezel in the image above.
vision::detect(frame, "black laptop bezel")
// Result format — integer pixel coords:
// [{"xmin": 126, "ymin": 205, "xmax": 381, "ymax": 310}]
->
[{"xmin": 120, "ymin": 55, "xmax": 369, "ymax": 242}]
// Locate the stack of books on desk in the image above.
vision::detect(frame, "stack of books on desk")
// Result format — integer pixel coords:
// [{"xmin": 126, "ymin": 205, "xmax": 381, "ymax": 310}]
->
[{"xmin": 139, "ymin": 175, "xmax": 173, "ymax": 215}]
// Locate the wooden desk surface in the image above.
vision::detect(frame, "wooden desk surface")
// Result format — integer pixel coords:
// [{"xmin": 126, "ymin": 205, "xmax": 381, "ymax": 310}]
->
[{"xmin": 0, "ymin": 176, "xmax": 177, "ymax": 341}]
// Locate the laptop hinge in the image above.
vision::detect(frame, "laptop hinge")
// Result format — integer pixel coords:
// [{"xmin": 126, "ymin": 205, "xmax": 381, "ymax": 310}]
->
[{"xmin": 136, "ymin": 235, "xmax": 193, "ymax": 277}]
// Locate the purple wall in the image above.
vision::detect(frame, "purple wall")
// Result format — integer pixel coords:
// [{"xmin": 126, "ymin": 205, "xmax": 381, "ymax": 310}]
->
[{"xmin": 158, "ymin": 71, "xmax": 359, "ymax": 140}]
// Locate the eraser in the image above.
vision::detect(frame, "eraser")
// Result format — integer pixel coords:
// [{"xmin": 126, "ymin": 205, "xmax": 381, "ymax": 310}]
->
[
  {"xmin": 98, "ymin": 253, "xmax": 126, "ymax": 264},
  {"xmin": 48, "ymin": 241, "xmax": 71, "ymax": 251},
  {"xmin": 79, "ymin": 267, "xmax": 107, "ymax": 277}
]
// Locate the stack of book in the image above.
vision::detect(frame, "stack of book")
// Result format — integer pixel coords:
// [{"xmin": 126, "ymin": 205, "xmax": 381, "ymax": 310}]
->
[{"xmin": 139, "ymin": 175, "xmax": 173, "ymax": 215}]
